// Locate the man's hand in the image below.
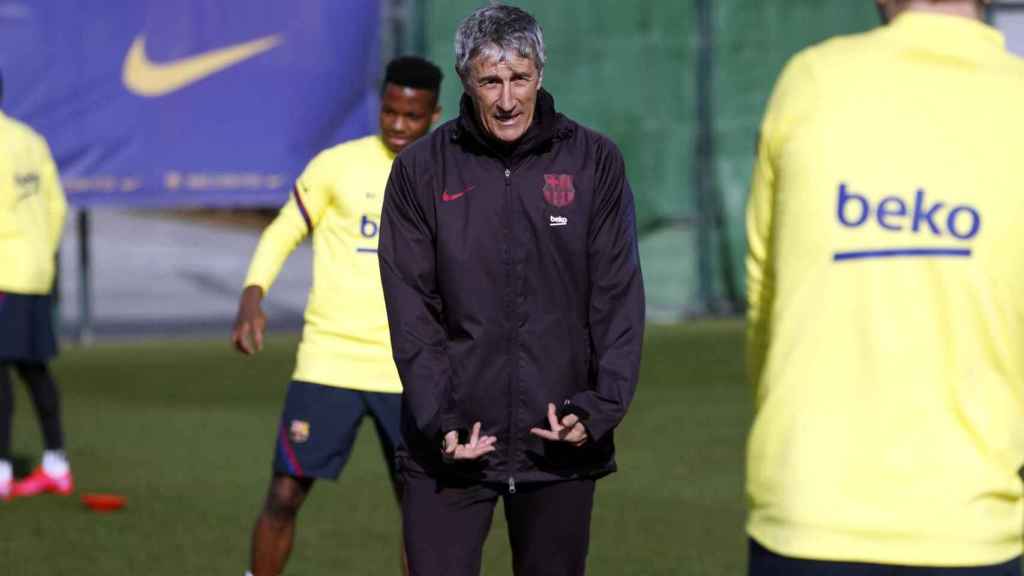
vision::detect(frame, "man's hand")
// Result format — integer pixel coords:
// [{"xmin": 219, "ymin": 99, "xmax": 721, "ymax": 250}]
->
[
  {"xmin": 530, "ymin": 403, "xmax": 588, "ymax": 447},
  {"xmin": 442, "ymin": 422, "xmax": 497, "ymax": 462},
  {"xmin": 231, "ymin": 285, "xmax": 267, "ymax": 355}
]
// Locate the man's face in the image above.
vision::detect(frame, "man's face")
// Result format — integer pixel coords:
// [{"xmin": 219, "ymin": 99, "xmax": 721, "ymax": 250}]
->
[
  {"xmin": 379, "ymin": 83, "xmax": 441, "ymax": 155},
  {"xmin": 463, "ymin": 52, "xmax": 541, "ymax": 144}
]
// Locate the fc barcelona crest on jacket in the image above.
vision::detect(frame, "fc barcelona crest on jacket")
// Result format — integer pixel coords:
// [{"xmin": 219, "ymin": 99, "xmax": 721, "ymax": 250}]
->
[{"xmin": 543, "ymin": 174, "xmax": 575, "ymax": 208}]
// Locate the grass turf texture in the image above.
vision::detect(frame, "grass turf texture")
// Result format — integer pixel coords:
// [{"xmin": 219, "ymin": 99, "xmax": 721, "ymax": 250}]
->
[{"xmin": 0, "ymin": 321, "xmax": 749, "ymax": 574}]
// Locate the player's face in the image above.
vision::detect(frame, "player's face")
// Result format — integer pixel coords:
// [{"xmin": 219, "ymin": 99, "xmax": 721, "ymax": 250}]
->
[
  {"xmin": 464, "ymin": 52, "xmax": 541, "ymax": 144},
  {"xmin": 379, "ymin": 83, "xmax": 440, "ymax": 155}
]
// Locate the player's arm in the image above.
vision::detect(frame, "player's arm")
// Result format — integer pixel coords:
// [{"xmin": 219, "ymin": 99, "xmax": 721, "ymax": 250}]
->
[
  {"xmin": 232, "ymin": 284, "xmax": 268, "ymax": 355},
  {"xmin": 378, "ymin": 157, "xmax": 477, "ymax": 453},
  {"xmin": 40, "ymin": 139, "xmax": 67, "ymax": 258},
  {"xmin": 553, "ymin": 141, "xmax": 645, "ymax": 446},
  {"xmin": 746, "ymin": 51, "xmax": 816, "ymax": 387},
  {"xmin": 233, "ymin": 160, "xmax": 330, "ymax": 355},
  {"xmin": 745, "ymin": 129, "xmax": 775, "ymax": 388}
]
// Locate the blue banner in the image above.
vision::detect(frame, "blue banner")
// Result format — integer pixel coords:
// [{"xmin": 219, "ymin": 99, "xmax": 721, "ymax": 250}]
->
[{"xmin": 0, "ymin": 1, "xmax": 380, "ymax": 207}]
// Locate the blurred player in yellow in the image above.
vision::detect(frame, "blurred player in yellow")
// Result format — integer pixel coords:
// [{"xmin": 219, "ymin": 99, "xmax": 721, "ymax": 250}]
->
[
  {"xmin": 0, "ymin": 69, "xmax": 73, "ymax": 502},
  {"xmin": 745, "ymin": 0, "xmax": 1024, "ymax": 574},
  {"xmin": 231, "ymin": 56, "xmax": 442, "ymax": 576}
]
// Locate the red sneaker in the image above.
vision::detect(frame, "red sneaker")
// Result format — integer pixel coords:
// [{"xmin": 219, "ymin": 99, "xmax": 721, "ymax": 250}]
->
[{"xmin": 12, "ymin": 466, "xmax": 74, "ymax": 497}]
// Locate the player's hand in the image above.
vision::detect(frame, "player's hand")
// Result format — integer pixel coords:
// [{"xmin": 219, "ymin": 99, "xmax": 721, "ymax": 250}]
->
[
  {"xmin": 530, "ymin": 403, "xmax": 589, "ymax": 447},
  {"xmin": 442, "ymin": 422, "xmax": 497, "ymax": 462},
  {"xmin": 231, "ymin": 285, "xmax": 267, "ymax": 356}
]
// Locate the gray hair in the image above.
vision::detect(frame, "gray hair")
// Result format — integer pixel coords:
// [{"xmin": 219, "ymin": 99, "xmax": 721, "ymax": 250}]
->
[{"xmin": 454, "ymin": 4, "xmax": 546, "ymax": 80}]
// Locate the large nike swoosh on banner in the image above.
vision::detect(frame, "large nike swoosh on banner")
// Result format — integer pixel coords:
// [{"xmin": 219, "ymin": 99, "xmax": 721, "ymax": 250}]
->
[{"xmin": 122, "ymin": 34, "xmax": 283, "ymax": 97}]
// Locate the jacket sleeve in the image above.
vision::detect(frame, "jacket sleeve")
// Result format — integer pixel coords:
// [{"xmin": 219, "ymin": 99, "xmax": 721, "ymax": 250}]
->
[
  {"xmin": 243, "ymin": 156, "xmax": 331, "ymax": 293},
  {"xmin": 569, "ymin": 141, "xmax": 646, "ymax": 443},
  {"xmin": 746, "ymin": 51, "xmax": 816, "ymax": 388},
  {"xmin": 745, "ymin": 127, "xmax": 775, "ymax": 389},
  {"xmin": 378, "ymin": 157, "xmax": 458, "ymax": 442},
  {"xmin": 40, "ymin": 140, "xmax": 67, "ymax": 256}
]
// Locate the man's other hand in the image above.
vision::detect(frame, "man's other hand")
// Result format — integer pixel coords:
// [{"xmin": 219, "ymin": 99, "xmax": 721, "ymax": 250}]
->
[
  {"xmin": 231, "ymin": 285, "xmax": 267, "ymax": 355},
  {"xmin": 530, "ymin": 403, "xmax": 588, "ymax": 447},
  {"xmin": 443, "ymin": 422, "xmax": 497, "ymax": 462}
]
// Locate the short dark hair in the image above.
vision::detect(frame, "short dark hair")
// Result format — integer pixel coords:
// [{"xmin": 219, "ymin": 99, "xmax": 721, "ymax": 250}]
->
[{"xmin": 384, "ymin": 56, "xmax": 443, "ymax": 95}]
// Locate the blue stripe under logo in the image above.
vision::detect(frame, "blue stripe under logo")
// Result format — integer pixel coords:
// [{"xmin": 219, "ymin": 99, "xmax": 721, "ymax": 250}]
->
[{"xmin": 833, "ymin": 248, "xmax": 972, "ymax": 262}]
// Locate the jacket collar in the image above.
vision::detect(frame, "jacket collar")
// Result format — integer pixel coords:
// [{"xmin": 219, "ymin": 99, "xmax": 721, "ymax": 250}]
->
[
  {"xmin": 454, "ymin": 88, "xmax": 569, "ymax": 160},
  {"xmin": 888, "ymin": 11, "xmax": 1005, "ymax": 60}
]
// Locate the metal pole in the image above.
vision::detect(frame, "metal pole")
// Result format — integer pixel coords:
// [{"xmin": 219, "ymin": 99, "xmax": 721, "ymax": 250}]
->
[
  {"xmin": 694, "ymin": 0, "xmax": 715, "ymax": 314},
  {"xmin": 388, "ymin": 0, "xmax": 408, "ymax": 58},
  {"xmin": 412, "ymin": 0, "xmax": 428, "ymax": 57},
  {"xmin": 381, "ymin": 0, "xmax": 416, "ymax": 67},
  {"xmin": 77, "ymin": 210, "xmax": 93, "ymax": 345}
]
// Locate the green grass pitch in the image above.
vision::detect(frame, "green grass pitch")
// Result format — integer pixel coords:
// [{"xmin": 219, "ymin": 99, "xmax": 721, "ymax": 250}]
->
[{"xmin": 0, "ymin": 321, "xmax": 750, "ymax": 575}]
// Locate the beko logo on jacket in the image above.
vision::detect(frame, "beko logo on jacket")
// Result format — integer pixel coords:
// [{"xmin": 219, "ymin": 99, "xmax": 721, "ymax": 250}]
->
[
  {"xmin": 357, "ymin": 214, "xmax": 379, "ymax": 254},
  {"xmin": 833, "ymin": 183, "xmax": 981, "ymax": 262},
  {"xmin": 360, "ymin": 214, "xmax": 379, "ymax": 238},
  {"xmin": 15, "ymin": 172, "xmax": 40, "ymax": 202}
]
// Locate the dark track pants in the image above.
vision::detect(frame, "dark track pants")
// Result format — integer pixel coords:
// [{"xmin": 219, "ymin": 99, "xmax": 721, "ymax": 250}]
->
[
  {"xmin": 0, "ymin": 363, "xmax": 64, "ymax": 460},
  {"xmin": 749, "ymin": 539, "xmax": 1021, "ymax": 576},
  {"xmin": 402, "ymin": 466, "xmax": 595, "ymax": 576}
]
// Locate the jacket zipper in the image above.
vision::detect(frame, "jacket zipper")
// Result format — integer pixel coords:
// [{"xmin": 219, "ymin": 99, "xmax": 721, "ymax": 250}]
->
[{"xmin": 504, "ymin": 165, "xmax": 516, "ymax": 495}]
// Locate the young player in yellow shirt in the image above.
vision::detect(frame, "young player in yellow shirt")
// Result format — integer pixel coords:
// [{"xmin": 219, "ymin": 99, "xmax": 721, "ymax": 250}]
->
[
  {"xmin": 745, "ymin": 1, "xmax": 1024, "ymax": 573},
  {"xmin": 0, "ymin": 69, "xmax": 72, "ymax": 502},
  {"xmin": 231, "ymin": 56, "xmax": 442, "ymax": 576}
]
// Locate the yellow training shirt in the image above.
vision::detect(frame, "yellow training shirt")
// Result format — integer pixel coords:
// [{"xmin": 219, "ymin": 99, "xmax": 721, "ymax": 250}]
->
[
  {"xmin": 245, "ymin": 135, "xmax": 400, "ymax": 393},
  {"xmin": 746, "ymin": 13, "xmax": 1024, "ymax": 567},
  {"xmin": 0, "ymin": 111, "xmax": 66, "ymax": 295}
]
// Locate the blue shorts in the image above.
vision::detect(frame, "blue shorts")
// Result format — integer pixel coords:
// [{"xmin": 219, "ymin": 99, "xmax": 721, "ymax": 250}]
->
[
  {"xmin": 749, "ymin": 539, "xmax": 1021, "ymax": 575},
  {"xmin": 0, "ymin": 292, "xmax": 57, "ymax": 363},
  {"xmin": 272, "ymin": 381, "xmax": 403, "ymax": 483}
]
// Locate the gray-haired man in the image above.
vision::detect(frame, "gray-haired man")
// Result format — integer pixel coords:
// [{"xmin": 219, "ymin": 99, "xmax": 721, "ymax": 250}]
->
[{"xmin": 379, "ymin": 4, "xmax": 645, "ymax": 576}]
